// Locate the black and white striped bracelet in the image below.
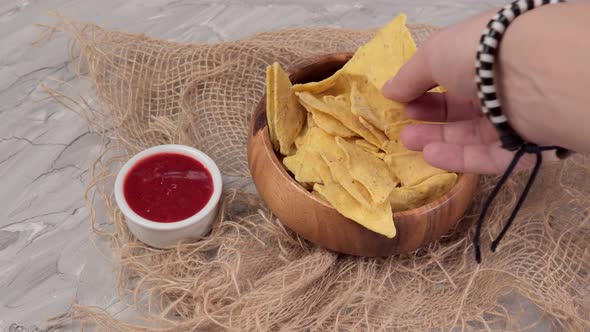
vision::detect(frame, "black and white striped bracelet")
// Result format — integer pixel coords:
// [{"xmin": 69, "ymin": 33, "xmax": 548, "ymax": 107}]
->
[{"xmin": 473, "ymin": 0, "xmax": 571, "ymax": 263}]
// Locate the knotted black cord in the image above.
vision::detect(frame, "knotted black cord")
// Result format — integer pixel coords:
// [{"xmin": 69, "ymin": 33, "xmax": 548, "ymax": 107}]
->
[{"xmin": 473, "ymin": 144, "xmax": 561, "ymax": 263}]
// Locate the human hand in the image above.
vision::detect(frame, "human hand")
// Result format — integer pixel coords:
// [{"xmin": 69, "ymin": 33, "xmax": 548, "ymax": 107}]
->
[{"xmin": 381, "ymin": 9, "xmax": 563, "ymax": 175}]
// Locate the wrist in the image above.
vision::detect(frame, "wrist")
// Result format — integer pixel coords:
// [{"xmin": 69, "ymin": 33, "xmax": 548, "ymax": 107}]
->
[{"xmin": 495, "ymin": 2, "xmax": 590, "ymax": 153}]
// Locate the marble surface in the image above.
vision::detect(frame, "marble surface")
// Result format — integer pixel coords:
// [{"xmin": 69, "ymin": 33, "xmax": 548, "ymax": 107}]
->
[{"xmin": 0, "ymin": 0, "xmax": 511, "ymax": 331}]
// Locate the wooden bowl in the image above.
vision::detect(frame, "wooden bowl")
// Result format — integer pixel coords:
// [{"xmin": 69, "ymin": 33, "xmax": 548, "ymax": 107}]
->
[{"xmin": 247, "ymin": 53, "xmax": 479, "ymax": 257}]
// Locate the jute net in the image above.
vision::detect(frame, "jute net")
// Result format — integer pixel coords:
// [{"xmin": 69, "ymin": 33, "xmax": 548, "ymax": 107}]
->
[{"xmin": 43, "ymin": 15, "xmax": 590, "ymax": 331}]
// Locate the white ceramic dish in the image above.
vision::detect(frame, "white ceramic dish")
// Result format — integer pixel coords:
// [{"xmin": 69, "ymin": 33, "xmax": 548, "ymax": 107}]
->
[{"xmin": 114, "ymin": 144, "xmax": 223, "ymax": 248}]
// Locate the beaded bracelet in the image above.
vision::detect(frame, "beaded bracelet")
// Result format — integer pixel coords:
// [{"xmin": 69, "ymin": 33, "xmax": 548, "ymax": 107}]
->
[{"xmin": 473, "ymin": 0, "xmax": 571, "ymax": 263}]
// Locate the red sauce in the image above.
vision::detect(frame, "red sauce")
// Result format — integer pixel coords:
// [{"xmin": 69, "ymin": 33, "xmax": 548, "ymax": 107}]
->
[{"xmin": 123, "ymin": 152, "xmax": 214, "ymax": 223}]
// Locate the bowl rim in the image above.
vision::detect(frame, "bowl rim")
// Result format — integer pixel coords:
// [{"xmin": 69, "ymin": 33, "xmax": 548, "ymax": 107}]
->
[
  {"xmin": 256, "ymin": 53, "xmax": 476, "ymax": 218},
  {"xmin": 113, "ymin": 144, "xmax": 223, "ymax": 231}
]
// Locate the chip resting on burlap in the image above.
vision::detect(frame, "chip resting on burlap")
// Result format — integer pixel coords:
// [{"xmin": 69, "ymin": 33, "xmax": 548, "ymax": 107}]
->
[{"xmin": 43, "ymin": 14, "xmax": 590, "ymax": 331}]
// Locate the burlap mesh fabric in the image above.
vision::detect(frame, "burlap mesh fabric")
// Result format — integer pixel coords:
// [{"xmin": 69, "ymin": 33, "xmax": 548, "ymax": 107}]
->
[{"xmin": 45, "ymin": 16, "xmax": 590, "ymax": 331}]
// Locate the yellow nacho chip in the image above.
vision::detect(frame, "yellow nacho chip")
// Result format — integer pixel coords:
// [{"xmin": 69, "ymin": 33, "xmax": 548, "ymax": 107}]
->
[
  {"xmin": 314, "ymin": 157, "xmax": 334, "ymax": 184},
  {"xmin": 283, "ymin": 151, "xmax": 323, "ymax": 185},
  {"xmin": 265, "ymin": 65, "xmax": 279, "ymax": 150},
  {"xmin": 270, "ymin": 62, "xmax": 306, "ymax": 155},
  {"xmin": 292, "ymin": 71, "xmax": 340, "ymax": 94},
  {"xmin": 349, "ymin": 81, "xmax": 382, "ymax": 129},
  {"xmin": 304, "ymin": 127, "xmax": 337, "ymax": 156},
  {"xmin": 314, "ymin": 183, "xmax": 396, "ymax": 238},
  {"xmin": 294, "ymin": 125, "xmax": 308, "ymax": 149},
  {"xmin": 321, "ymin": 153, "xmax": 373, "ymax": 208},
  {"xmin": 384, "ymin": 120, "xmax": 415, "ymax": 141},
  {"xmin": 431, "ymin": 86, "xmax": 446, "ymax": 93},
  {"xmin": 340, "ymin": 14, "xmax": 415, "ymax": 91},
  {"xmin": 309, "ymin": 109, "xmax": 357, "ymax": 138},
  {"xmin": 296, "ymin": 91, "xmax": 380, "ymax": 146},
  {"xmin": 349, "ymin": 78, "xmax": 406, "ymax": 131},
  {"xmin": 307, "ymin": 110, "xmax": 317, "ymax": 128},
  {"xmin": 373, "ymin": 152, "xmax": 386, "ymax": 160},
  {"xmin": 302, "ymin": 128, "xmax": 374, "ymax": 207},
  {"xmin": 336, "ymin": 137, "xmax": 396, "ymax": 204},
  {"xmin": 355, "ymin": 139, "xmax": 380, "ymax": 153},
  {"xmin": 321, "ymin": 94, "xmax": 383, "ymax": 147},
  {"xmin": 358, "ymin": 116, "xmax": 388, "ymax": 147},
  {"xmin": 381, "ymin": 140, "xmax": 408, "ymax": 154},
  {"xmin": 284, "ymin": 127, "xmax": 336, "ymax": 185},
  {"xmin": 384, "ymin": 151, "xmax": 447, "ymax": 186},
  {"xmin": 389, "ymin": 173, "xmax": 458, "ymax": 211},
  {"xmin": 350, "ymin": 138, "xmax": 384, "ymax": 159},
  {"xmin": 311, "ymin": 188, "xmax": 329, "ymax": 203},
  {"xmin": 296, "ymin": 90, "xmax": 329, "ymax": 112}
]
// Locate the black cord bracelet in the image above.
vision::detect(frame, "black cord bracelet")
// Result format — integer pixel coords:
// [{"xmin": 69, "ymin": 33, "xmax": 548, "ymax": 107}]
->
[{"xmin": 473, "ymin": 0, "xmax": 571, "ymax": 263}]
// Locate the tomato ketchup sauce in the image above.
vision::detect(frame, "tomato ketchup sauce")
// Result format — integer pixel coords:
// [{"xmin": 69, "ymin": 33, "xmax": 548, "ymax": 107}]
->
[{"xmin": 123, "ymin": 152, "xmax": 214, "ymax": 223}]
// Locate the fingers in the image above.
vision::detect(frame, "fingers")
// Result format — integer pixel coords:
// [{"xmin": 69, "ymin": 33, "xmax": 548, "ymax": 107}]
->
[
  {"xmin": 401, "ymin": 117, "xmax": 498, "ymax": 150},
  {"xmin": 422, "ymin": 142, "xmax": 560, "ymax": 175},
  {"xmin": 404, "ymin": 92, "xmax": 482, "ymax": 122},
  {"xmin": 423, "ymin": 143, "xmax": 526, "ymax": 174},
  {"xmin": 400, "ymin": 118, "xmax": 560, "ymax": 174}
]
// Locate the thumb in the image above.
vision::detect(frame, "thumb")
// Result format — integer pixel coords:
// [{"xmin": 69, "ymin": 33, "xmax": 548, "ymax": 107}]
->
[{"xmin": 381, "ymin": 40, "xmax": 437, "ymax": 103}]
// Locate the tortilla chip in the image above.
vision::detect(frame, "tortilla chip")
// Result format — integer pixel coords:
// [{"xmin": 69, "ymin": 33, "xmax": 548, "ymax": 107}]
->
[
  {"xmin": 340, "ymin": 14, "xmax": 415, "ymax": 91},
  {"xmin": 292, "ymin": 71, "xmax": 340, "ymax": 94},
  {"xmin": 321, "ymin": 153, "xmax": 373, "ymax": 208},
  {"xmin": 309, "ymin": 108, "xmax": 357, "ymax": 138},
  {"xmin": 381, "ymin": 140, "xmax": 408, "ymax": 154},
  {"xmin": 390, "ymin": 173, "xmax": 458, "ymax": 211},
  {"xmin": 355, "ymin": 139, "xmax": 380, "ymax": 153},
  {"xmin": 284, "ymin": 127, "xmax": 337, "ymax": 185},
  {"xmin": 320, "ymin": 94, "xmax": 382, "ymax": 147},
  {"xmin": 335, "ymin": 137, "xmax": 396, "ymax": 204},
  {"xmin": 271, "ymin": 62, "xmax": 306, "ymax": 155},
  {"xmin": 384, "ymin": 151, "xmax": 447, "ymax": 186},
  {"xmin": 265, "ymin": 65, "xmax": 279, "ymax": 150},
  {"xmin": 349, "ymin": 79, "xmax": 406, "ymax": 131},
  {"xmin": 314, "ymin": 183, "xmax": 396, "ymax": 238},
  {"xmin": 283, "ymin": 151, "xmax": 324, "ymax": 185},
  {"xmin": 304, "ymin": 127, "xmax": 338, "ymax": 156},
  {"xmin": 307, "ymin": 110, "xmax": 316, "ymax": 128},
  {"xmin": 296, "ymin": 90, "xmax": 329, "ymax": 112},
  {"xmin": 306, "ymin": 129, "xmax": 374, "ymax": 207},
  {"xmin": 373, "ymin": 152, "xmax": 386, "ymax": 160},
  {"xmin": 312, "ymin": 188, "xmax": 329, "ymax": 203},
  {"xmin": 315, "ymin": 157, "xmax": 334, "ymax": 184},
  {"xmin": 294, "ymin": 125, "xmax": 308, "ymax": 149},
  {"xmin": 384, "ymin": 120, "xmax": 415, "ymax": 141},
  {"xmin": 333, "ymin": 94, "xmax": 348, "ymax": 104},
  {"xmin": 358, "ymin": 116, "xmax": 388, "ymax": 147}
]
